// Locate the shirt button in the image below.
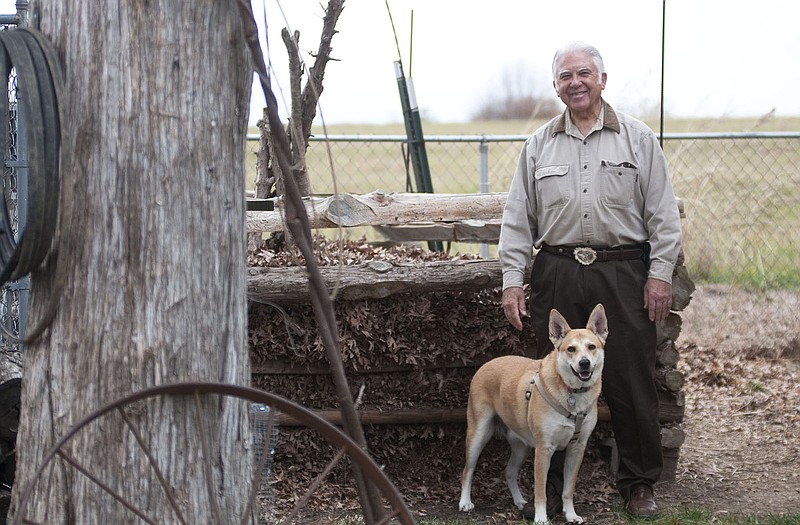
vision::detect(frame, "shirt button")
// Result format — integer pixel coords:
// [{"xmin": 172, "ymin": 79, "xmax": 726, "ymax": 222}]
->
[
  {"xmin": 583, "ymin": 214, "xmax": 588, "ymax": 218},
  {"xmin": 583, "ymin": 165, "xmax": 587, "ymax": 169},
  {"xmin": 583, "ymin": 189, "xmax": 588, "ymax": 193}
]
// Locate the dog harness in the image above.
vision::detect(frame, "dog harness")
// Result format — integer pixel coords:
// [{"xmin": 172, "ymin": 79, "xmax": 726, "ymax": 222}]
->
[{"xmin": 526, "ymin": 372, "xmax": 589, "ymax": 443}]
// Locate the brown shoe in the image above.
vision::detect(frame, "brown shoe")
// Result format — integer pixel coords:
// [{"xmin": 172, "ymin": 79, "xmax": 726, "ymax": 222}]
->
[
  {"xmin": 626, "ymin": 484, "xmax": 658, "ymax": 518},
  {"xmin": 521, "ymin": 482, "xmax": 562, "ymax": 521}
]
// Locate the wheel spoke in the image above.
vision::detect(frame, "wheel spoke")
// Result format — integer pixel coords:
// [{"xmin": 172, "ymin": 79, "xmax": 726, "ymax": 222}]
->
[
  {"xmin": 374, "ymin": 508, "xmax": 402, "ymax": 525},
  {"xmin": 55, "ymin": 449, "xmax": 160, "ymax": 525},
  {"xmin": 117, "ymin": 406, "xmax": 188, "ymax": 525},
  {"xmin": 193, "ymin": 390, "xmax": 225, "ymax": 524},
  {"xmin": 280, "ymin": 447, "xmax": 347, "ymax": 524}
]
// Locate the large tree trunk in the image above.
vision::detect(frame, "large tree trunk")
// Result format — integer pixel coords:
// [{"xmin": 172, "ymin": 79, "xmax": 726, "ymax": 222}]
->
[{"xmin": 11, "ymin": 1, "xmax": 252, "ymax": 522}]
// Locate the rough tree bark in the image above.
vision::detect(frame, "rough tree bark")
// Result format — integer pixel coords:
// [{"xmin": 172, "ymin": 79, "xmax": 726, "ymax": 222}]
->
[{"xmin": 11, "ymin": 1, "xmax": 252, "ymax": 522}]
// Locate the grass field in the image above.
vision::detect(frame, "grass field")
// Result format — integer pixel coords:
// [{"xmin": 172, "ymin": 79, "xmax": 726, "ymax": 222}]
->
[{"xmin": 245, "ymin": 116, "xmax": 800, "ymax": 288}]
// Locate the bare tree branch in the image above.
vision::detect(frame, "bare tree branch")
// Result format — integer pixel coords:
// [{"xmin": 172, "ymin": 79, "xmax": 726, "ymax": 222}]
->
[
  {"xmin": 299, "ymin": 0, "xmax": 344, "ymax": 142},
  {"xmin": 236, "ymin": 1, "xmax": 384, "ymax": 521},
  {"xmin": 281, "ymin": 28, "xmax": 309, "ymax": 195}
]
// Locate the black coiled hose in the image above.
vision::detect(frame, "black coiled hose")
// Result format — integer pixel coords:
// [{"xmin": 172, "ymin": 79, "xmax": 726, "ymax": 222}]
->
[{"xmin": 0, "ymin": 28, "xmax": 67, "ymax": 344}]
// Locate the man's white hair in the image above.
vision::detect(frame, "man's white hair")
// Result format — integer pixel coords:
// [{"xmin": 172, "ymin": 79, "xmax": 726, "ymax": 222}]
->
[{"xmin": 552, "ymin": 41, "xmax": 605, "ymax": 80}]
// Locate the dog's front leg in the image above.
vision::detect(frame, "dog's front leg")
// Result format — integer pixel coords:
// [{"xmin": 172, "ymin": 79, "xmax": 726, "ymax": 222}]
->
[
  {"xmin": 561, "ymin": 440, "xmax": 589, "ymax": 524},
  {"xmin": 532, "ymin": 444, "xmax": 556, "ymax": 524}
]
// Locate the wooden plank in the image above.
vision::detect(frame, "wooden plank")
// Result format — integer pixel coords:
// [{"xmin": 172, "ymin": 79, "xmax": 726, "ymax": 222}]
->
[
  {"xmin": 275, "ymin": 397, "xmax": 688, "ymax": 427},
  {"xmin": 252, "ymin": 360, "xmax": 483, "ymax": 376},
  {"xmin": 277, "ymin": 407, "xmax": 612, "ymax": 427}
]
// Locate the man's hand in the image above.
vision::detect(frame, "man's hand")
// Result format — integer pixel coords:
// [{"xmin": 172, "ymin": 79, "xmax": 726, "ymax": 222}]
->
[
  {"xmin": 644, "ymin": 278, "xmax": 672, "ymax": 323},
  {"xmin": 502, "ymin": 286, "xmax": 528, "ymax": 330}
]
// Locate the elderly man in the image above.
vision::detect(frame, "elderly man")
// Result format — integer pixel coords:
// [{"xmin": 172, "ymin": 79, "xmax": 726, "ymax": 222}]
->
[{"xmin": 498, "ymin": 41, "xmax": 682, "ymax": 519}]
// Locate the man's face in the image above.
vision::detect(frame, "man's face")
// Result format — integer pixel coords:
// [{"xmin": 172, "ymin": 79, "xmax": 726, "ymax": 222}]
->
[{"xmin": 553, "ymin": 51, "xmax": 606, "ymax": 115}]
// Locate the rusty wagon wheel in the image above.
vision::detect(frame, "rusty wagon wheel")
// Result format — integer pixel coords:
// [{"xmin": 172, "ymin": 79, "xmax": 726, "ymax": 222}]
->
[{"xmin": 12, "ymin": 382, "xmax": 415, "ymax": 525}]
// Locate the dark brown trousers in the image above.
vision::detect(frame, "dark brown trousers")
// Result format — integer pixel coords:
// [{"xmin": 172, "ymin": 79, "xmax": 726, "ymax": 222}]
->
[{"xmin": 528, "ymin": 249, "xmax": 662, "ymax": 500}]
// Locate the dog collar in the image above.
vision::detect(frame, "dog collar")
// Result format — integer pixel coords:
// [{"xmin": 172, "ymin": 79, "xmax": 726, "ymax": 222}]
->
[
  {"xmin": 571, "ymin": 385, "xmax": 591, "ymax": 394},
  {"xmin": 527, "ymin": 372, "xmax": 587, "ymax": 441}
]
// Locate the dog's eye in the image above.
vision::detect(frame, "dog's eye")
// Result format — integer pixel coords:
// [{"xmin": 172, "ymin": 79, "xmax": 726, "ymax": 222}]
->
[
  {"xmin": 567, "ymin": 346, "xmax": 576, "ymax": 353},
  {"xmin": 588, "ymin": 344, "xmax": 596, "ymax": 351}
]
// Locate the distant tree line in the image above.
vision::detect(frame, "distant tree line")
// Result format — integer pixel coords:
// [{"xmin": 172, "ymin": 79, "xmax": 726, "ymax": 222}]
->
[
  {"xmin": 471, "ymin": 94, "xmax": 561, "ymax": 120},
  {"xmin": 470, "ymin": 61, "xmax": 562, "ymax": 121}
]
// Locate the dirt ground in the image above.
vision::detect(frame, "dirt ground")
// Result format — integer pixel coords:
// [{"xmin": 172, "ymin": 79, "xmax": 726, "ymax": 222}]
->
[
  {"xmin": 433, "ymin": 284, "xmax": 800, "ymax": 523},
  {"xmin": 653, "ymin": 284, "xmax": 800, "ymax": 519}
]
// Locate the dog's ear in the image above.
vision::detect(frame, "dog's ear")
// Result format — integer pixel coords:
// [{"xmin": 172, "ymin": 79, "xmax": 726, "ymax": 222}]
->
[
  {"xmin": 548, "ymin": 309, "xmax": 571, "ymax": 349},
  {"xmin": 586, "ymin": 304, "xmax": 609, "ymax": 345}
]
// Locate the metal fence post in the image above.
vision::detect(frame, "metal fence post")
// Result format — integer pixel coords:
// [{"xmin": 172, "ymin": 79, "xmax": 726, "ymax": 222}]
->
[{"xmin": 479, "ymin": 136, "xmax": 489, "ymax": 259}]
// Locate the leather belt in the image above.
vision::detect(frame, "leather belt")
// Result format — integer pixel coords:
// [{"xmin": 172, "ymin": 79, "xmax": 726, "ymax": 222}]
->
[{"xmin": 540, "ymin": 244, "xmax": 646, "ymax": 266}]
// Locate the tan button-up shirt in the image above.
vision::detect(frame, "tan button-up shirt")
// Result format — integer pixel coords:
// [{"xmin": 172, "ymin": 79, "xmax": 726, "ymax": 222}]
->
[{"xmin": 498, "ymin": 101, "xmax": 682, "ymax": 289}]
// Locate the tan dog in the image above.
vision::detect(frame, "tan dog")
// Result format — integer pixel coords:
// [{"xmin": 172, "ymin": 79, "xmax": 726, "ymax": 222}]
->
[{"xmin": 458, "ymin": 304, "xmax": 608, "ymax": 524}]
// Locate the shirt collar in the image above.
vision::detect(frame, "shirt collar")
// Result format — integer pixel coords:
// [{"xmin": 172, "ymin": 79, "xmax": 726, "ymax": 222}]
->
[{"xmin": 552, "ymin": 99, "xmax": 621, "ymax": 136}]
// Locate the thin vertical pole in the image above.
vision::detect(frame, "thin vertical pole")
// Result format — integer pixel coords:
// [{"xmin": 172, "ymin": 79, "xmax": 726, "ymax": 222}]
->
[
  {"xmin": 659, "ymin": 0, "xmax": 666, "ymax": 148},
  {"xmin": 479, "ymin": 138, "xmax": 489, "ymax": 259}
]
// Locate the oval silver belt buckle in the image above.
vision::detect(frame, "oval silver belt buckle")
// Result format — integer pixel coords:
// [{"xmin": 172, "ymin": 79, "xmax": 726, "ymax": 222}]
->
[{"xmin": 573, "ymin": 247, "xmax": 597, "ymax": 265}]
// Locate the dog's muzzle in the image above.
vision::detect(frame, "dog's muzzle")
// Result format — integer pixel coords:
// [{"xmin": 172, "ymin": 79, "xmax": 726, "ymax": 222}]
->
[{"xmin": 572, "ymin": 360, "xmax": 594, "ymax": 381}]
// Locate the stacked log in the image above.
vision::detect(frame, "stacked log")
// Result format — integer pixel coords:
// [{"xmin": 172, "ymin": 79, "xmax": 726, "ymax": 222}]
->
[{"xmin": 655, "ymin": 263, "xmax": 694, "ymax": 480}]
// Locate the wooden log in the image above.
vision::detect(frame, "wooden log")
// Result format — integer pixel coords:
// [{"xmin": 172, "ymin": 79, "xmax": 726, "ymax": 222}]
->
[
  {"xmin": 671, "ymin": 265, "xmax": 695, "ymax": 311},
  {"xmin": 656, "ymin": 312, "xmax": 682, "ymax": 345},
  {"xmin": 249, "ymin": 256, "xmax": 690, "ymax": 306},
  {"xmin": 656, "ymin": 368, "xmax": 686, "ymax": 393},
  {"xmin": 660, "ymin": 446, "xmax": 681, "ymax": 482},
  {"xmin": 660, "ymin": 427, "xmax": 686, "ymax": 449},
  {"xmin": 247, "ymin": 191, "xmax": 508, "ymax": 233},
  {"xmin": 247, "ymin": 192, "xmax": 685, "ymax": 234},
  {"xmin": 247, "ymin": 259, "xmax": 504, "ymax": 304},
  {"xmin": 600, "ymin": 427, "xmax": 685, "ymax": 481},
  {"xmin": 658, "ymin": 390, "xmax": 685, "ymax": 424},
  {"xmin": 656, "ymin": 339, "xmax": 680, "ymax": 367}
]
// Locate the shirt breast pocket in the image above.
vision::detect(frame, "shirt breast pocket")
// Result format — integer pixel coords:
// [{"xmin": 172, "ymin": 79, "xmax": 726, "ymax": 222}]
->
[
  {"xmin": 600, "ymin": 161, "xmax": 638, "ymax": 208},
  {"xmin": 534, "ymin": 164, "xmax": 570, "ymax": 209}
]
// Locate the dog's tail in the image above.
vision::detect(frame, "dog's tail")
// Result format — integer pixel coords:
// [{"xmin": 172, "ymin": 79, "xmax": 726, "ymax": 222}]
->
[{"xmin": 492, "ymin": 415, "xmax": 510, "ymax": 439}]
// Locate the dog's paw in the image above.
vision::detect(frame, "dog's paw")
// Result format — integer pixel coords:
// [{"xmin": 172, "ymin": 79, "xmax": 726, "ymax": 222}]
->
[
  {"xmin": 458, "ymin": 501, "xmax": 474, "ymax": 512},
  {"xmin": 564, "ymin": 515, "xmax": 584, "ymax": 524},
  {"xmin": 513, "ymin": 498, "xmax": 527, "ymax": 510}
]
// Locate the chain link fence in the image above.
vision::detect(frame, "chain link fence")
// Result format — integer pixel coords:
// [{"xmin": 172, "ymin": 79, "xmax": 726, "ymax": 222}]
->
[{"xmin": 246, "ymin": 131, "xmax": 800, "ymax": 290}]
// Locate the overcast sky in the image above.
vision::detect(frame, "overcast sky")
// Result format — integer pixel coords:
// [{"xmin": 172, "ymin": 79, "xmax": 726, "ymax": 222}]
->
[
  {"xmin": 3, "ymin": 1, "xmax": 798, "ymax": 125},
  {"xmin": 250, "ymin": 0, "xmax": 800, "ymax": 125}
]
